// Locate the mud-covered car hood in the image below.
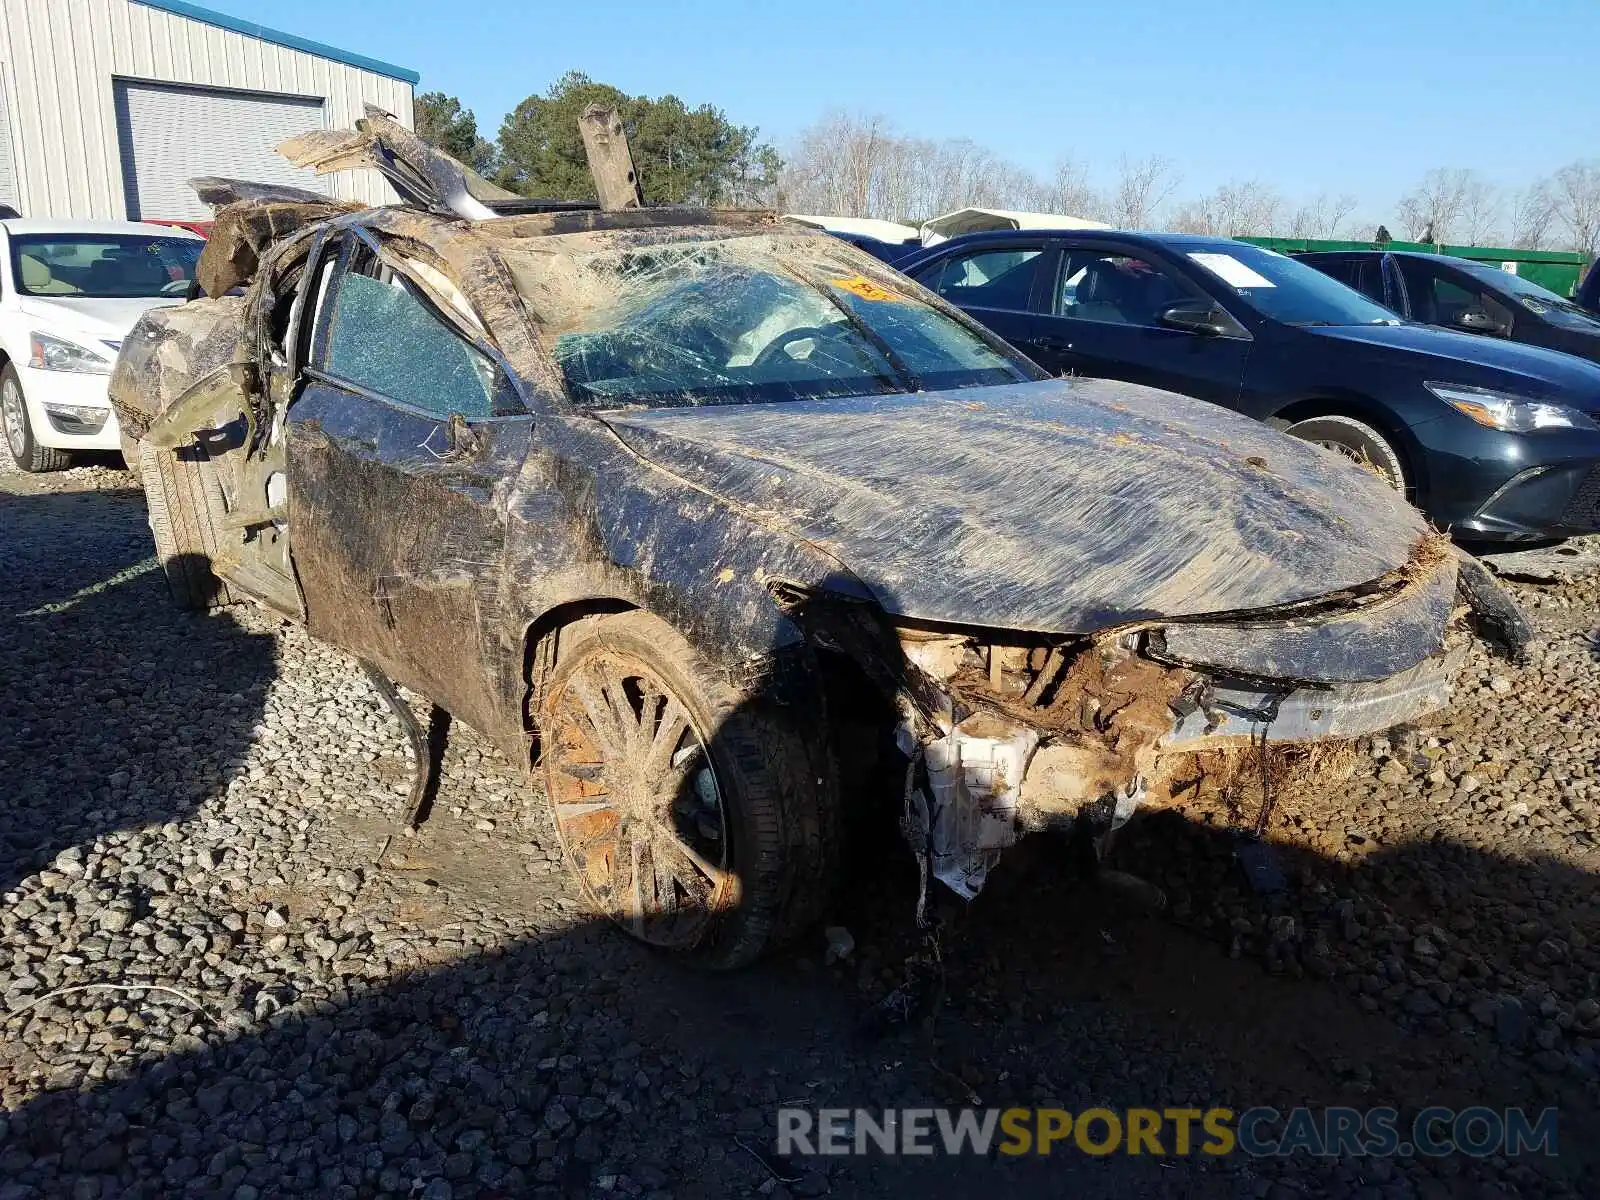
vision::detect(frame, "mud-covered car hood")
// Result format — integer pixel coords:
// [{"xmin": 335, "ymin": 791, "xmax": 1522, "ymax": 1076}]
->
[{"xmin": 599, "ymin": 377, "xmax": 1433, "ymax": 634}]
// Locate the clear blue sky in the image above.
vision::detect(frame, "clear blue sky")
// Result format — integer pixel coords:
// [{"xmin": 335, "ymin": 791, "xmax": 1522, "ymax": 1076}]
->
[{"xmin": 212, "ymin": 0, "xmax": 1595, "ymax": 222}]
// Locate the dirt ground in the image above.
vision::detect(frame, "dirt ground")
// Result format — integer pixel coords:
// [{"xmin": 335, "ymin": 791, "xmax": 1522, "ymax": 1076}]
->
[{"xmin": 1, "ymin": 456, "xmax": 1597, "ymax": 1199}]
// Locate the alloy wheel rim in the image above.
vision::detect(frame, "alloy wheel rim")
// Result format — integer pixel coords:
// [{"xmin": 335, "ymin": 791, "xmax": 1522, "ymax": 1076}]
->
[
  {"xmin": 543, "ymin": 650, "xmax": 738, "ymax": 949},
  {"xmin": 2, "ymin": 380, "xmax": 24, "ymax": 459}
]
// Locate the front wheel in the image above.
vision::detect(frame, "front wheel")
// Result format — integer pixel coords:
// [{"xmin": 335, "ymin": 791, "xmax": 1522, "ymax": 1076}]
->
[
  {"xmin": 1282, "ymin": 413, "xmax": 1408, "ymax": 492},
  {"xmin": 136, "ymin": 438, "xmax": 236, "ymax": 609},
  {"xmin": 538, "ymin": 611, "xmax": 836, "ymax": 969},
  {"xmin": 2, "ymin": 363, "xmax": 70, "ymax": 472}
]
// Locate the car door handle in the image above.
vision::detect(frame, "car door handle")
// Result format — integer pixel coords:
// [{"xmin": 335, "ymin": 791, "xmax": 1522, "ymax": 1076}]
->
[{"xmin": 1033, "ymin": 336, "xmax": 1075, "ymax": 352}]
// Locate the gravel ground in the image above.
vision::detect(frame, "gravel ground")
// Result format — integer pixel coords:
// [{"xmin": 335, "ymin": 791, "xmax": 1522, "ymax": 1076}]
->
[{"xmin": 1, "ymin": 455, "xmax": 1597, "ymax": 1199}]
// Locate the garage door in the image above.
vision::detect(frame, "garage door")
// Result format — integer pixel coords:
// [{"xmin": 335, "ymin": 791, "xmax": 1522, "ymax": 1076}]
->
[
  {"xmin": 114, "ymin": 80, "xmax": 328, "ymax": 220},
  {"xmin": 0, "ymin": 73, "xmax": 19, "ymax": 215}
]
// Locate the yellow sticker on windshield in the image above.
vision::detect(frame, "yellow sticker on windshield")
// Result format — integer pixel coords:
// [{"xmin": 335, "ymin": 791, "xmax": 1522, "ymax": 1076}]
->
[{"xmin": 831, "ymin": 275, "xmax": 903, "ymax": 303}]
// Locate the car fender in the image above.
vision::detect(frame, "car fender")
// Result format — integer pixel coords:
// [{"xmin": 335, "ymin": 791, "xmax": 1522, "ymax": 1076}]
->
[
  {"xmin": 502, "ymin": 418, "xmax": 877, "ymax": 711},
  {"xmin": 1264, "ymin": 388, "xmax": 1433, "ymax": 501}
]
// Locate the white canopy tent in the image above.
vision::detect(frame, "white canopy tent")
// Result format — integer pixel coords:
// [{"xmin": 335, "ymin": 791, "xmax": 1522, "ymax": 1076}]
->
[
  {"xmin": 783, "ymin": 214, "xmax": 922, "ymax": 244},
  {"xmin": 919, "ymin": 207, "xmax": 1111, "ymax": 245}
]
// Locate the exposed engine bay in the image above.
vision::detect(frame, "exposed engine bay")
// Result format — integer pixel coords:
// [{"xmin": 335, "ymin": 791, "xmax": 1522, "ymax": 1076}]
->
[{"xmin": 775, "ymin": 541, "xmax": 1476, "ymax": 902}]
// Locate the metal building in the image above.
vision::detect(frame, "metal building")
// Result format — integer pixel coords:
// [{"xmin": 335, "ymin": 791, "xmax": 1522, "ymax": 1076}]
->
[{"xmin": 0, "ymin": 0, "xmax": 418, "ymax": 221}]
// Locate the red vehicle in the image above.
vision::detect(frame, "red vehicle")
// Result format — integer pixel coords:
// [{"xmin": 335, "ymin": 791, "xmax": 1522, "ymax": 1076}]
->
[{"xmin": 143, "ymin": 219, "xmax": 212, "ymax": 238}]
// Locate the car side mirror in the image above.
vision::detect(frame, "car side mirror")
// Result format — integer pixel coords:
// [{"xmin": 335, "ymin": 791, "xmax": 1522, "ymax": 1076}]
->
[
  {"xmin": 1454, "ymin": 309, "xmax": 1504, "ymax": 335},
  {"xmin": 1158, "ymin": 300, "xmax": 1234, "ymax": 337}
]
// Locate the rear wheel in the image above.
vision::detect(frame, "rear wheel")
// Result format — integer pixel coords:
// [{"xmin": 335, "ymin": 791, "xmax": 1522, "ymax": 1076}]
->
[
  {"xmin": 538, "ymin": 611, "xmax": 836, "ymax": 969},
  {"xmin": 137, "ymin": 438, "xmax": 236, "ymax": 609},
  {"xmin": 2, "ymin": 363, "xmax": 70, "ymax": 473},
  {"xmin": 1283, "ymin": 413, "xmax": 1407, "ymax": 492}
]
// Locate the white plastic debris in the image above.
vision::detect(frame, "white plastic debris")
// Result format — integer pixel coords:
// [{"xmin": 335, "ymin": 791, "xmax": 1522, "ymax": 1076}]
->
[{"xmin": 916, "ymin": 714, "xmax": 1039, "ymax": 899}]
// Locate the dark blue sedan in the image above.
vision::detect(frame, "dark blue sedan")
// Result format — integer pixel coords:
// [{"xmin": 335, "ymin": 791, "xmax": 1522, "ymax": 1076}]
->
[{"xmin": 898, "ymin": 230, "xmax": 1600, "ymax": 541}]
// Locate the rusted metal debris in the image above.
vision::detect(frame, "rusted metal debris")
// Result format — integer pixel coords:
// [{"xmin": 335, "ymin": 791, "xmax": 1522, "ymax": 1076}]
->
[{"xmin": 360, "ymin": 662, "xmax": 452, "ymax": 864}]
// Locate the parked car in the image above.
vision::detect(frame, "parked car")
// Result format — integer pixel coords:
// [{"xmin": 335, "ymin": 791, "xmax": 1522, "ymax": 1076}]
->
[
  {"xmin": 822, "ymin": 228, "xmax": 920, "ymax": 264},
  {"xmin": 1297, "ymin": 249, "xmax": 1600, "ymax": 367},
  {"xmin": 112, "ymin": 110, "xmax": 1518, "ymax": 967},
  {"xmin": 1577, "ymin": 260, "xmax": 1600, "ymax": 316},
  {"xmin": 899, "ymin": 230, "xmax": 1600, "ymax": 542},
  {"xmin": 143, "ymin": 218, "xmax": 214, "ymax": 238},
  {"xmin": 0, "ymin": 219, "xmax": 204, "ymax": 471},
  {"xmin": 784, "ymin": 216, "xmax": 922, "ymax": 265}
]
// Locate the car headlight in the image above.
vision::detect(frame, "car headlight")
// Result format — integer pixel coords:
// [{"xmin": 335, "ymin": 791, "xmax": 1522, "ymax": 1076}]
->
[
  {"xmin": 1425, "ymin": 381, "xmax": 1600, "ymax": 432},
  {"xmin": 29, "ymin": 331, "xmax": 113, "ymax": 375}
]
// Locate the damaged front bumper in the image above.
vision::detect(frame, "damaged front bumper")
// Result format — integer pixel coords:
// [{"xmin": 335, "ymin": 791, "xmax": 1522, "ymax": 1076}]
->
[
  {"xmin": 1164, "ymin": 649, "xmax": 1462, "ymax": 747},
  {"xmin": 898, "ymin": 642, "xmax": 1462, "ymax": 900},
  {"xmin": 889, "ymin": 542, "xmax": 1479, "ymax": 903}
]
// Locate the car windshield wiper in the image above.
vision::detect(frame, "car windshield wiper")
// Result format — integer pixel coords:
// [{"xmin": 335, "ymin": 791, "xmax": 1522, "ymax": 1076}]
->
[
  {"xmin": 1549, "ymin": 300, "xmax": 1600, "ymax": 322},
  {"xmin": 1287, "ymin": 319, "xmax": 1340, "ymax": 327}
]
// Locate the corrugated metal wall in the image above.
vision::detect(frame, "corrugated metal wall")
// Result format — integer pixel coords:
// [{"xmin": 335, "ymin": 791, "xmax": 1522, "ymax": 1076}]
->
[{"xmin": 0, "ymin": 0, "xmax": 414, "ymax": 219}]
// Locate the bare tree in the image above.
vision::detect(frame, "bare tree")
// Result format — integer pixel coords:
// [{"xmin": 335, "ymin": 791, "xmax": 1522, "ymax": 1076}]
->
[
  {"xmin": 1507, "ymin": 182, "xmax": 1557, "ymax": 250},
  {"xmin": 779, "ymin": 111, "xmax": 903, "ymax": 218},
  {"xmin": 1283, "ymin": 192, "xmax": 1358, "ymax": 239},
  {"xmin": 1549, "ymin": 159, "xmax": 1600, "ymax": 256},
  {"xmin": 841, "ymin": 115, "xmax": 887, "ymax": 217},
  {"xmin": 779, "ymin": 112, "xmax": 1056, "ymax": 223},
  {"xmin": 1170, "ymin": 180, "xmax": 1282, "ymax": 236},
  {"xmin": 1395, "ymin": 168, "xmax": 1476, "ymax": 242},
  {"xmin": 1457, "ymin": 174, "xmax": 1502, "ymax": 245},
  {"xmin": 781, "ymin": 111, "xmax": 1594, "ymax": 254},
  {"xmin": 1108, "ymin": 156, "xmax": 1178, "ymax": 229},
  {"xmin": 1325, "ymin": 194, "xmax": 1359, "ymax": 239},
  {"xmin": 777, "ymin": 111, "xmax": 860, "ymax": 216},
  {"xmin": 1035, "ymin": 156, "xmax": 1104, "ymax": 220}
]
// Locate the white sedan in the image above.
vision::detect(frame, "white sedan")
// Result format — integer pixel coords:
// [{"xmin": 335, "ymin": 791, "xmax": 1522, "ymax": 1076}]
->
[{"xmin": 0, "ymin": 219, "xmax": 204, "ymax": 471}]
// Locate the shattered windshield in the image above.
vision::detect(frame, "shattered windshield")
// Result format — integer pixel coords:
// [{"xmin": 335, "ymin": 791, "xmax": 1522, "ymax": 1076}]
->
[{"xmin": 502, "ymin": 233, "xmax": 1037, "ymax": 408}]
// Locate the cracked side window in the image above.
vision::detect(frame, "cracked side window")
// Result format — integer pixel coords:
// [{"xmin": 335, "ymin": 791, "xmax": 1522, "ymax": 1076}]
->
[{"xmin": 316, "ymin": 250, "xmax": 496, "ymax": 421}]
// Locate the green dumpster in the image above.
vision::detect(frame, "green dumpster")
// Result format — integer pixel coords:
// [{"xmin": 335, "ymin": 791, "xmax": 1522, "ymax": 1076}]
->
[{"xmin": 1240, "ymin": 235, "xmax": 1591, "ymax": 298}]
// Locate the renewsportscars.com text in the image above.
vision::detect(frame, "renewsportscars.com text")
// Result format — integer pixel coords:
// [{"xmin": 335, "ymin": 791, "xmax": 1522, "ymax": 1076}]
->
[{"xmin": 777, "ymin": 1106, "xmax": 1559, "ymax": 1158}]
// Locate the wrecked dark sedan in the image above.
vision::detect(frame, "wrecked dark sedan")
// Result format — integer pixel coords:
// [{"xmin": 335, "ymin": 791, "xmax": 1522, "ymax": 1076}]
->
[{"xmin": 109, "ymin": 110, "xmax": 1521, "ymax": 968}]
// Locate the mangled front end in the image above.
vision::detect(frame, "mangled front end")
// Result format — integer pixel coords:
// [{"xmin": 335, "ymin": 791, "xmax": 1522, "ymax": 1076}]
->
[{"xmin": 824, "ymin": 539, "xmax": 1469, "ymax": 900}]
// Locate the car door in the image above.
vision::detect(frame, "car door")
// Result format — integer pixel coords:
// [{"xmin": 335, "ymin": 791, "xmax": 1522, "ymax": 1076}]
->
[
  {"xmin": 285, "ymin": 232, "xmax": 529, "ymax": 733},
  {"xmin": 909, "ymin": 241, "xmax": 1056, "ymax": 358},
  {"xmin": 1030, "ymin": 242, "xmax": 1250, "ymax": 405}
]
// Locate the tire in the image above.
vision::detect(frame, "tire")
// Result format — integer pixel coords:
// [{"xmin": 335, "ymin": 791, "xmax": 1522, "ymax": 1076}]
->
[
  {"xmin": 119, "ymin": 431, "xmax": 140, "ymax": 471},
  {"xmin": 1282, "ymin": 413, "xmax": 1408, "ymax": 492},
  {"xmin": 538, "ymin": 611, "xmax": 838, "ymax": 969},
  {"xmin": 137, "ymin": 438, "xmax": 236, "ymax": 609},
  {"xmin": 1, "ymin": 362, "xmax": 70, "ymax": 472}
]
